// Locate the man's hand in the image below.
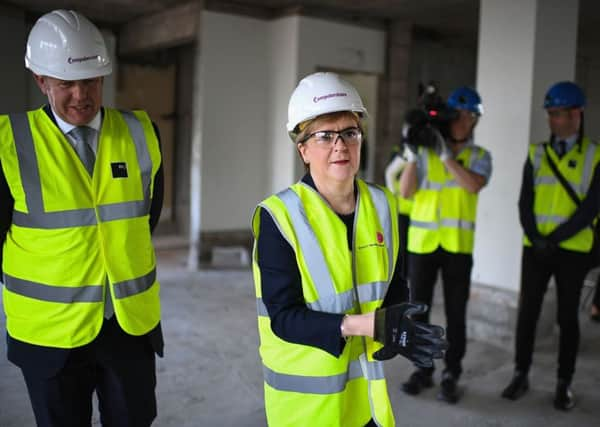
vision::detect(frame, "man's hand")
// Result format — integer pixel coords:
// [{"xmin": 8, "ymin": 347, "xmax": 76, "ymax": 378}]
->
[
  {"xmin": 402, "ymin": 139, "xmax": 419, "ymax": 163},
  {"xmin": 372, "ymin": 303, "xmax": 447, "ymax": 367}
]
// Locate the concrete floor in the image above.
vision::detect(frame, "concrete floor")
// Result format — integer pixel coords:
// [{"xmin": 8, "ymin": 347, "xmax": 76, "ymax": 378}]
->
[{"xmin": 1, "ymin": 247, "xmax": 599, "ymax": 426}]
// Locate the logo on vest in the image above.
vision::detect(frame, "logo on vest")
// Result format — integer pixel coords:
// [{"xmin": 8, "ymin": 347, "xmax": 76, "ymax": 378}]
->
[
  {"xmin": 111, "ymin": 162, "xmax": 128, "ymax": 178},
  {"xmin": 357, "ymin": 231, "xmax": 385, "ymax": 250}
]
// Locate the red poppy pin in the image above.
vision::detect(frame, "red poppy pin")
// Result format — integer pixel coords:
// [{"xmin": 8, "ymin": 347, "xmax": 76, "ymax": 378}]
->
[{"xmin": 376, "ymin": 232, "xmax": 384, "ymax": 244}]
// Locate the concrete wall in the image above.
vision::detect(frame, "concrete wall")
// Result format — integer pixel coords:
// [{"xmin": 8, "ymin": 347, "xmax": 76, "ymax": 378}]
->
[
  {"xmin": 408, "ymin": 37, "xmax": 477, "ymax": 106},
  {"xmin": 296, "ymin": 17, "xmax": 386, "ymax": 180},
  {"xmin": 200, "ymin": 11, "xmax": 270, "ymax": 231},
  {"xmin": 265, "ymin": 16, "xmax": 300, "ymax": 195},
  {"xmin": 199, "ymin": 12, "xmax": 387, "ymax": 231},
  {"xmin": 0, "ymin": 6, "xmax": 27, "ymax": 114}
]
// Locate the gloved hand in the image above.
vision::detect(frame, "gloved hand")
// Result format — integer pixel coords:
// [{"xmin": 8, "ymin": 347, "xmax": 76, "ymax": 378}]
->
[
  {"xmin": 531, "ymin": 237, "xmax": 559, "ymax": 261},
  {"xmin": 372, "ymin": 303, "xmax": 447, "ymax": 368}
]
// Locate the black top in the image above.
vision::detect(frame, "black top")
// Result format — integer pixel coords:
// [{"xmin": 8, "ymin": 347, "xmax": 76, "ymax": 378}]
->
[
  {"xmin": 257, "ymin": 174, "xmax": 409, "ymax": 358},
  {"xmin": 519, "ymin": 141, "xmax": 600, "ymax": 244}
]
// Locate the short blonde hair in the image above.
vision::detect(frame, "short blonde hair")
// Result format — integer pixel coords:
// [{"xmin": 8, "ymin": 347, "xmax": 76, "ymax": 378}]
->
[{"xmin": 296, "ymin": 111, "xmax": 363, "ymax": 172}]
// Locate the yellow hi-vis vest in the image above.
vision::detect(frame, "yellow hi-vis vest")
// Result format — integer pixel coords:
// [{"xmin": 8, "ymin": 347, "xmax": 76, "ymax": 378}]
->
[
  {"xmin": 523, "ymin": 137, "xmax": 600, "ymax": 252},
  {"xmin": 0, "ymin": 107, "xmax": 161, "ymax": 348},
  {"xmin": 408, "ymin": 145, "xmax": 486, "ymax": 254},
  {"xmin": 390, "ymin": 168, "xmax": 413, "ymax": 216},
  {"xmin": 252, "ymin": 179, "xmax": 399, "ymax": 427}
]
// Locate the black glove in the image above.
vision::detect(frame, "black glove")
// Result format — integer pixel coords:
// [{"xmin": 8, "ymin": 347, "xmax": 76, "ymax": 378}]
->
[{"xmin": 372, "ymin": 303, "xmax": 447, "ymax": 368}]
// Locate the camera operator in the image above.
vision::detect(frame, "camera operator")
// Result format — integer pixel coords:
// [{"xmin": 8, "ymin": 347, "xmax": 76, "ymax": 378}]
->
[{"xmin": 398, "ymin": 87, "xmax": 492, "ymax": 404}]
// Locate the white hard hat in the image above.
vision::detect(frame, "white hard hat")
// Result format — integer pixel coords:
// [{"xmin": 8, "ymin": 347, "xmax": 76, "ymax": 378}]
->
[
  {"xmin": 287, "ymin": 72, "xmax": 368, "ymax": 141},
  {"xmin": 25, "ymin": 10, "xmax": 112, "ymax": 80}
]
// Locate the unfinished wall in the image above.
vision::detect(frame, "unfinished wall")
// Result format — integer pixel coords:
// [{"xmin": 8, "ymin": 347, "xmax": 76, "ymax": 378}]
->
[
  {"xmin": 200, "ymin": 11, "xmax": 270, "ymax": 232},
  {"xmin": 0, "ymin": 6, "xmax": 27, "ymax": 114}
]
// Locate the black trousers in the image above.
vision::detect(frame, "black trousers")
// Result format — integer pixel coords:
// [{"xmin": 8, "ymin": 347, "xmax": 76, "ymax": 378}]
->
[
  {"xmin": 514, "ymin": 246, "xmax": 591, "ymax": 382},
  {"xmin": 398, "ymin": 214, "xmax": 410, "ymax": 279},
  {"xmin": 17, "ymin": 317, "xmax": 158, "ymax": 427},
  {"xmin": 408, "ymin": 247, "xmax": 473, "ymax": 377},
  {"xmin": 594, "ymin": 273, "xmax": 600, "ymax": 308}
]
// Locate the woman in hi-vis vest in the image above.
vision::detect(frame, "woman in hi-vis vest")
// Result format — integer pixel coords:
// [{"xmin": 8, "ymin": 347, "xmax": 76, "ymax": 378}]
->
[{"xmin": 251, "ymin": 72, "xmax": 447, "ymax": 426}]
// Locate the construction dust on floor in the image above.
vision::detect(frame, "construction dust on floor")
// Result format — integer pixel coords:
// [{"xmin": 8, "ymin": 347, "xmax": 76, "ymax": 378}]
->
[{"xmin": 1, "ymin": 248, "xmax": 598, "ymax": 426}]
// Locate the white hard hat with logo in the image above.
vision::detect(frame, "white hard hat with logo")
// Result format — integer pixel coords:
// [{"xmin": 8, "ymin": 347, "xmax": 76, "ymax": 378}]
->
[
  {"xmin": 25, "ymin": 9, "xmax": 112, "ymax": 80},
  {"xmin": 287, "ymin": 72, "xmax": 368, "ymax": 141}
]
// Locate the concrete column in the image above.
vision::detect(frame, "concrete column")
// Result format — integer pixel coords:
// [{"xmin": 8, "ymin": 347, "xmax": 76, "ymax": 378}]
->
[
  {"xmin": 187, "ymin": 2, "xmax": 205, "ymax": 271},
  {"xmin": 474, "ymin": 0, "xmax": 579, "ymax": 291},
  {"xmin": 470, "ymin": 0, "xmax": 579, "ymax": 345},
  {"xmin": 377, "ymin": 21, "xmax": 411, "ymax": 183}
]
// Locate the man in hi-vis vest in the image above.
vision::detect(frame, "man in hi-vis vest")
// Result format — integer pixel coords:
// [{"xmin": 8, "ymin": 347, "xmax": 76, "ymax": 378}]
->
[
  {"xmin": 0, "ymin": 10, "xmax": 163, "ymax": 426},
  {"xmin": 399, "ymin": 87, "xmax": 492, "ymax": 404},
  {"xmin": 501, "ymin": 81, "xmax": 600, "ymax": 411}
]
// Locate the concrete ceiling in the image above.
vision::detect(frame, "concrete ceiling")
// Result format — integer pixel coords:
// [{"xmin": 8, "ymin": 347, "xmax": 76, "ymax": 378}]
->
[{"xmin": 4, "ymin": 0, "xmax": 599, "ymax": 46}]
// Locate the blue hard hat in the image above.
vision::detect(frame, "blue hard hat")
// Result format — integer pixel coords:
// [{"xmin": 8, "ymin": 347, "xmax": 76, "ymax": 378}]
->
[
  {"xmin": 543, "ymin": 81, "xmax": 585, "ymax": 109},
  {"xmin": 447, "ymin": 86, "xmax": 483, "ymax": 116}
]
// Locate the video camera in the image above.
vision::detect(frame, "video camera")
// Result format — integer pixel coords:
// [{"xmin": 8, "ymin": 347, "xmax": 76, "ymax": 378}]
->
[{"xmin": 402, "ymin": 82, "xmax": 458, "ymax": 148}]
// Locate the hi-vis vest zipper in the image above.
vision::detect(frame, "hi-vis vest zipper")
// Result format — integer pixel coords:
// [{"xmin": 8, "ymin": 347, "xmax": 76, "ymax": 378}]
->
[
  {"xmin": 523, "ymin": 137, "xmax": 600, "ymax": 252},
  {"xmin": 408, "ymin": 145, "xmax": 485, "ymax": 254},
  {"xmin": 0, "ymin": 107, "xmax": 161, "ymax": 348},
  {"xmin": 252, "ymin": 179, "xmax": 399, "ymax": 427}
]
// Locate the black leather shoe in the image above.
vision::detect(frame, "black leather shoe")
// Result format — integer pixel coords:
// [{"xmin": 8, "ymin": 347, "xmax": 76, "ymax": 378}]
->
[
  {"xmin": 501, "ymin": 372, "xmax": 529, "ymax": 400},
  {"xmin": 437, "ymin": 371, "xmax": 460, "ymax": 404},
  {"xmin": 401, "ymin": 370, "xmax": 434, "ymax": 395},
  {"xmin": 554, "ymin": 380, "xmax": 575, "ymax": 411}
]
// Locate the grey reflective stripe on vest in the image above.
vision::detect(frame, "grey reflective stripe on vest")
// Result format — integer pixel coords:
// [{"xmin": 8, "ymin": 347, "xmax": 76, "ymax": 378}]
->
[
  {"xmin": 3, "ymin": 273, "xmax": 103, "ymax": 303},
  {"xmin": 410, "ymin": 219, "xmax": 438, "ymax": 230},
  {"xmin": 421, "ymin": 180, "xmax": 443, "ymax": 191},
  {"xmin": 113, "ymin": 268, "xmax": 156, "ymax": 298},
  {"xmin": 4, "ymin": 268, "xmax": 156, "ymax": 303},
  {"xmin": 257, "ymin": 297, "xmax": 269, "ymax": 317},
  {"xmin": 365, "ymin": 184, "xmax": 394, "ymax": 280},
  {"xmin": 120, "ymin": 110, "xmax": 153, "ymax": 203},
  {"xmin": 98, "ymin": 200, "xmax": 150, "ymax": 222},
  {"xmin": 536, "ymin": 214, "xmax": 568, "ymax": 224},
  {"xmin": 8, "ymin": 111, "xmax": 152, "ymax": 229},
  {"xmin": 357, "ymin": 281, "xmax": 388, "ymax": 304},
  {"xmin": 535, "ymin": 176, "xmax": 556, "ymax": 186},
  {"xmin": 579, "ymin": 142, "xmax": 596, "ymax": 194},
  {"xmin": 275, "ymin": 188, "xmax": 336, "ymax": 311},
  {"xmin": 441, "ymin": 218, "xmax": 475, "ymax": 230},
  {"xmin": 263, "ymin": 358, "xmax": 384, "ymax": 394},
  {"xmin": 12, "ymin": 208, "xmax": 97, "ymax": 228}
]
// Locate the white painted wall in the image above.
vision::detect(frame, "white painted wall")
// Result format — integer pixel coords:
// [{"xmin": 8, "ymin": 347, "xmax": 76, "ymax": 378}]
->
[
  {"xmin": 297, "ymin": 17, "xmax": 385, "ymax": 77},
  {"xmin": 474, "ymin": 0, "xmax": 578, "ymax": 292},
  {"xmin": 200, "ymin": 11, "xmax": 270, "ymax": 231},
  {"xmin": 295, "ymin": 17, "xmax": 386, "ymax": 179},
  {"xmin": 266, "ymin": 16, "xmax": 300, "ymax": 195}
]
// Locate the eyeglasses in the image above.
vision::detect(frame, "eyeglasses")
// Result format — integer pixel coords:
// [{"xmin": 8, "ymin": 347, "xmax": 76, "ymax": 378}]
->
[{"xmin": 299, "ymin": 127, "xmax": 363, "ymax": 146}]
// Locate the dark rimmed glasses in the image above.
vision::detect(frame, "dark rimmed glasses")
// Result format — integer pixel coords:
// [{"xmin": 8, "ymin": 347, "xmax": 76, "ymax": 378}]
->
[{"xmin": 299, "ymin": 127, "xmax": 363, "ymax": 146}]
